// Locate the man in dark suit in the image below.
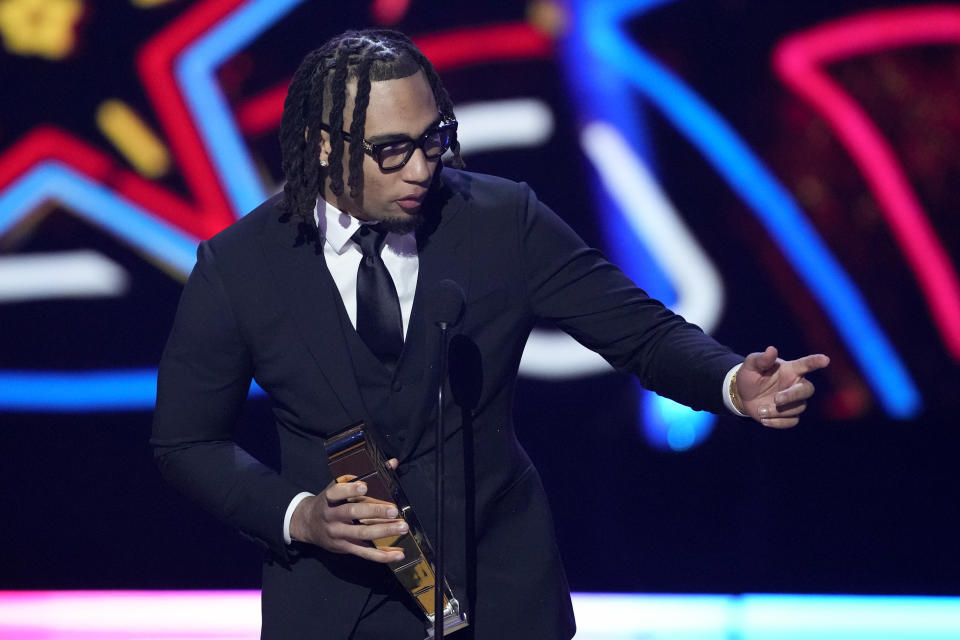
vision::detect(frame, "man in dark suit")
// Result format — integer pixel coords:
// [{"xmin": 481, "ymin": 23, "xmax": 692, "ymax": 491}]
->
[{"xmin": 152, "ymin": 29, "xmax": 829, "ymax": 639}]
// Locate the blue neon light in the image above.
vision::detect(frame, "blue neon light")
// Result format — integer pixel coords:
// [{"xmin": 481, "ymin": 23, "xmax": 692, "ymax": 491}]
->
[
  {"xmin": 558, "ymin": 3, "xmax": 671, "ymax": 304},
  {"xmin": 642, "ymin": 389, "xmax": 716, "ymax": 451},
  {"xmin": 0, "ymin": 368, "xmax": 265, "ymax": 413},
  {"xmin": 0, "ymin": 163, "xmax": 199, "ymax": 274},
  {"xmin": 562, "ymin": 0, "xmax": 719, "ymax": 451},
  {"xmin": 569, "ymin": 0, "xmax": 920, "ymax": 418},
  {"xmin": 177, "ymin": 0, "xmax": 304, "ymax": 217},
  {"xmin": 0, "ymin": 369, "xmax": 162, "ymax": 412},
  {"xmin": 0, "ymin": 163, "xmax": 199, "ymax": 412}
]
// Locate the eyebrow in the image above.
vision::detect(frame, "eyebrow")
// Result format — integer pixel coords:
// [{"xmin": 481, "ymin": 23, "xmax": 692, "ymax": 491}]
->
[{"xmin": 364, "ymin": 116, "xmax": 443, "ymax": 146}]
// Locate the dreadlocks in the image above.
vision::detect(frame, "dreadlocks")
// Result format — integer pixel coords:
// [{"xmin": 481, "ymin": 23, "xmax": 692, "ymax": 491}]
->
[{"xmin": 278, "ymin": 29, "xmax": 464, "ymax": 224}]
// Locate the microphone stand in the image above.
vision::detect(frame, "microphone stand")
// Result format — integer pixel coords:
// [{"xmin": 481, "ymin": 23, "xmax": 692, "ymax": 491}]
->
[
  {"xmin": 429, "ymin": 279, "xmax": 463, "ymax": 638},
  {"xmin": 434, "ymin": 318, "xmax": 449, "ymax": 640}
]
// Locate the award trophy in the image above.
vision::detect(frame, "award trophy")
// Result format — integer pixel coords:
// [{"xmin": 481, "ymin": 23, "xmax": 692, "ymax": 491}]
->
[{"xmin": 324, "ymin": 424, "xmax": 469, "ymax": 638}]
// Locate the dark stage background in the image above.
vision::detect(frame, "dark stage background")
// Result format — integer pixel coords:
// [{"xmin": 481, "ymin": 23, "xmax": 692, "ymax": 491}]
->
[{"xmin": 1, "ymin": 0, "xmax": 959, "ymax": 598}]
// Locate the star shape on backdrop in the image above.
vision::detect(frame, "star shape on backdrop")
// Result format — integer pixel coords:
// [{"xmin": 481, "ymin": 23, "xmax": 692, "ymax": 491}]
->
[
  {"xmin": 0, "ymin": 0, "xmax": 554, "ymax": 411},
  {"xmin": 0, "ymin": 0, "xmax": 307, "ymax": 410}
]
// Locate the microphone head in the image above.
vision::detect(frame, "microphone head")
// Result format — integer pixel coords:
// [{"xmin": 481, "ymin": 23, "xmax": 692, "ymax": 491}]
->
[{"xmin": 431, "ymin": 279, "xmax": 465, "ymax": 328}]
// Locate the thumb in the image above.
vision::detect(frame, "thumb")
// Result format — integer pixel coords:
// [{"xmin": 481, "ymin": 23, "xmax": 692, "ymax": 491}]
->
[{"xmin": 745, "ymin": 345, "xmax": 779, "ymax": 372}]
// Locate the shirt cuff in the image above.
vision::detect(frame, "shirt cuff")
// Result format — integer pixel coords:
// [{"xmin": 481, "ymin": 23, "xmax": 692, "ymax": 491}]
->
[
  {"xmin": 722, "ymin": 363, "xmax": 749, "ymax": 417},
  {"xmin": 283, "ymin": 491, "xmax": 315, "ymax": 545}
]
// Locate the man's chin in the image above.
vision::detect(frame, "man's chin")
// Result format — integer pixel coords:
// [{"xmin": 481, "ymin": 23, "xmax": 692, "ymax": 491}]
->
[{"xmin": 378, "ymin": 210, "xmax": 424, "ymax": 235}]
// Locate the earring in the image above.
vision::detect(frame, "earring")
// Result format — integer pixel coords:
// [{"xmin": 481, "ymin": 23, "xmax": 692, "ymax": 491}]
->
[{"xmin": 319, "ymin": 159, "xmax": 328, "ymax": 167}]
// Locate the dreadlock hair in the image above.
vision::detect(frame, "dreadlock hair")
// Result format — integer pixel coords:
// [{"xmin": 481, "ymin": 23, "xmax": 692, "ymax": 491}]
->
[{"xmin": 278, "ymin": 29, "xmax": 464, "ymax": 224}]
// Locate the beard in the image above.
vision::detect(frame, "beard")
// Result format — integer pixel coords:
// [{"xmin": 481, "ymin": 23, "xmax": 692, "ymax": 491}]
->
[{"xmin": 376, "ymin": 209, "xmax": 426, "ymax": 235}]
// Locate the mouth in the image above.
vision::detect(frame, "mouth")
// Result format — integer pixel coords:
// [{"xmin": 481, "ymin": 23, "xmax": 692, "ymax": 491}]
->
[{"xmin": 395, "ymin": 192, "xmax": 426, "ymax": 211}]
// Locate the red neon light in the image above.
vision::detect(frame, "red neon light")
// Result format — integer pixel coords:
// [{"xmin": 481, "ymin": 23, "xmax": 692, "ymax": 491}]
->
[
  {"xmin": 135, "ymin": 0, "xmax": 243, "ymax": 235},
  {"xmin": 236, "ymin": 83, "xmax": 287, "ymax": 137},
  {"xmin": 773, "ymin": 6, "xmax": 960, "ymax": 360},
  {"xmin": 0, "ymin": 127, "xmax": 205, "ymax": 239},
  {"xmin": 415, "ymin": 23, "xmax": 553, "ymax": 71},
  {"xmin": 235, "ymin": 22, "xmax": 555, "ymax": 136},
  {"xmin": 371, "ymin": 0, "xmax": 411, "ymax": 25},
  {"xmin": 0, "ymin": 127, "xmax": 112, "ymax": 187}
]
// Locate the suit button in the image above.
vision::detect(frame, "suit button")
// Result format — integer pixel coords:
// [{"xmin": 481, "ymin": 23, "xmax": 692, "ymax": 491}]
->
[{"xmin": 392, "ymin": 381, "xmax": 403, "ymax": 392}]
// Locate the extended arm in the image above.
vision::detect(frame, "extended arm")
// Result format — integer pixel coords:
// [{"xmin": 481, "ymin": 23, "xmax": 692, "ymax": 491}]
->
[
  {"xmin": 516, "ymin": 183, "xmax": 742, "ymax": 413},
  {"xmin": 514, "ymin": 182, "xmax": 827, "ymax": 421}
]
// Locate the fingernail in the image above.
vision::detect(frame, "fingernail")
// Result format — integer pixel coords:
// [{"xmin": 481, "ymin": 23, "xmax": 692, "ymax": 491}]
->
[
  {"xmin": 396, "ymin": 522, "xmax": 408, "ymax": 533},
  {"xmin": 387, "ymin": 506, "xmax": 398, "ymax": 518},
  {"xmin": 759, "ymin": 406, "xmax": 770, "ymax": 418},
  {"xmin": 356, "ymin": 483, "xmax": 367, "ymax": 495}
]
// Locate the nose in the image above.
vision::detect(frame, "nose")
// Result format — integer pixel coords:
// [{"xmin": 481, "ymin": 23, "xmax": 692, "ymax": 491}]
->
[{"xmin": 401, "ymin": 147, "xmax": 432, "ymax": 184}]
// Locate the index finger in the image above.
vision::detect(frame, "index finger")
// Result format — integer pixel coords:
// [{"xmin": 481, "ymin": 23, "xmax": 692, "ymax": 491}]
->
[{"xmin": 788, "ymin": 353, "xmax": 830, "ymax": 376}]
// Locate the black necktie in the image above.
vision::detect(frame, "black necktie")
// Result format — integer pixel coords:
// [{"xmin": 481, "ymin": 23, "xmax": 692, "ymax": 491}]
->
[{"xmin": 352, "ymin": 225, "xmax": 404, "ymax": 367}]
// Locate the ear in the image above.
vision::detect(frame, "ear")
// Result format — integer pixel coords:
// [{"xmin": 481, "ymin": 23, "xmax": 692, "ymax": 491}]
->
[{"xmin": 316, "ymin": 127, "xmax": 332, "ymax": 167}]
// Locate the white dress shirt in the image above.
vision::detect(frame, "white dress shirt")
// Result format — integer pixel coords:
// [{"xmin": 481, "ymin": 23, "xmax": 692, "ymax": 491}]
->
[
  {"xmin": 316, "ymin": 198, "xmax": 419, "ymax": 337},
  {"xmin": 283, "ymin": 198, "xmax": 420, "ymax": 544}
]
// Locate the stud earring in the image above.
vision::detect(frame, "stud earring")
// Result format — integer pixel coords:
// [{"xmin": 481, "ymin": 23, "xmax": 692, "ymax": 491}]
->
[{"xmin": 319, "ymin": 159, "xmax": 328, "ymax": 167}]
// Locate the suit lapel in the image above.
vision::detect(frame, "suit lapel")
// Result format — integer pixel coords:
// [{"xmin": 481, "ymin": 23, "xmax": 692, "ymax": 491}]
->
[
  {"xmin": 399, "ymin": 179, "xmax": 472, "ymax": 447},
  {"xmin": 260, "ymin": 210, "xmax": 367, "ymax": 422},
  {"xmin": 411, "ymin": 172, "xmax": 472, "ymax": 331},
  {"xmin": 410, "ymin": 221, "xmax": 472, "ymax": 350}
]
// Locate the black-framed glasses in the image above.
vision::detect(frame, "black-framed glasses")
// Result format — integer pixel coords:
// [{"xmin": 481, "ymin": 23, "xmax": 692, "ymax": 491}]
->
[{"xmin": 319, "ymin": 119, "xmax": 458, "ymax": 170}]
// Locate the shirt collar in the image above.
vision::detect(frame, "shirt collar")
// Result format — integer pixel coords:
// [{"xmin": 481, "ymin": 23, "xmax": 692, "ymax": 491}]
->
[
  {"xmin": 314, "ymin": 198, "xmax": 417, "ymax": 256},
  {"xmin": 315, "ymin": 198, "xmax": 366, "ymax": 255}
]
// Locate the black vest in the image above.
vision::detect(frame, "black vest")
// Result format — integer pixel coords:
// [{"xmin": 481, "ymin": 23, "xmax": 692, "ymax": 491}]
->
[{"xmin": 334, "ymin": 293, "xmax": 438, "ymax": 462}]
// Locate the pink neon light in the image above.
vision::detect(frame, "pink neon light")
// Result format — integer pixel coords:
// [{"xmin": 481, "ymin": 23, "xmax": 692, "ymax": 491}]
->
[
  {"xmin": 773, "ymin": 6, "xmax": 960, "ymax": 360},
  {"xmin": 0, "ymin": 591, "xmax": 260, "ymax": 639}
]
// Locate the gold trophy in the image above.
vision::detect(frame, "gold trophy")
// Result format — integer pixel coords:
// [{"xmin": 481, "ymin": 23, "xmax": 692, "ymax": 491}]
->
[{"xmin": 324, "ymin": 424, "xmax": 469, "ymax": 638}]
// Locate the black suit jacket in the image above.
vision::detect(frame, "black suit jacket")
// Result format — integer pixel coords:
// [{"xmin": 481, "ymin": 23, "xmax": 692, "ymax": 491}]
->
[{"xmin": 152, "ymin": 168, "xmax": 743, "ymax": 639}]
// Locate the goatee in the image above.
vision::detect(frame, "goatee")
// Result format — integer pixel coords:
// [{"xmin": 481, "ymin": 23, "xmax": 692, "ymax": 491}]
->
[{"xmin": 377, "ymin": 211, "xmax": 426, "ymax": 235}]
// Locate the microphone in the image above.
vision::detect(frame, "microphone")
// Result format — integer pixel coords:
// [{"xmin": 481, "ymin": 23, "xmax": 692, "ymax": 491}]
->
[
  {"xmin": 430, "ymin": 279, "xmax": 465, "ymax": 330},
  {"xmin": 430, "ymin": 279, "xmax": 463, "ymax": 639}
]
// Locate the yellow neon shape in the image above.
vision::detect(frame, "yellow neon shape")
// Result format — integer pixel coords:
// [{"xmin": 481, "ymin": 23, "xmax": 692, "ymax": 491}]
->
[
  {"xmin": 130, "ymin": 0, "xmax": 176, "ymax": 7},
  {"xmin": 0, "ymin": 0, "xmax": 83, "ymax": 60},
  {"xmin": 95, "ymin": 99, "xmax": 172, "ymax": 179}
]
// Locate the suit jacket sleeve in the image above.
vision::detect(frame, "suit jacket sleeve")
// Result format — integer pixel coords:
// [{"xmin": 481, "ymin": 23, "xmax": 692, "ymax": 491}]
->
[
  {"xmin": 515, "ymin": 181, "xmax": 742, "ymax": 412},
  {"xmin": 151, "ymin": 240, "xmax": 303, "ymax": 558}
]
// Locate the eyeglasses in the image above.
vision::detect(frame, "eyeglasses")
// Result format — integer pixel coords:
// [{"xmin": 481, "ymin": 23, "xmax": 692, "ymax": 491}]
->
[{"xmin": 319, "ymin": 119, "xmax": 458, "ymax": 170}]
